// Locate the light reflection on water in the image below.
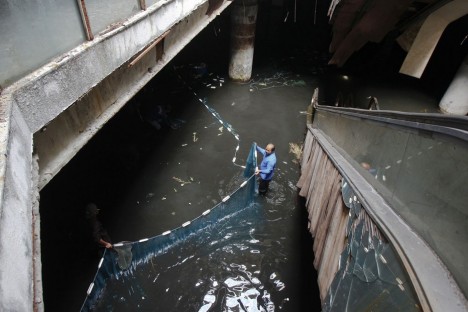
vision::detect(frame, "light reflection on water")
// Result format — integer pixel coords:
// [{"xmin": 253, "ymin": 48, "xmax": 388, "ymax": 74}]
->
[
  {"xmin": 94, "ymin": 179, "xmax": 295, "ymax": 311},
  {"xmin": 88, "ymin": 70, "xmax": 312, "ymax": 310}
]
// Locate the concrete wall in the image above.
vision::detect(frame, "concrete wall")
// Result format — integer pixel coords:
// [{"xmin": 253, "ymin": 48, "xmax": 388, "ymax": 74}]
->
[
  {"xmin": 0, "ymin": 0, "xmax": 232, "ymax": 310},
  {"xmin": 0, "ymin": 102, "xmax": 34, "ymax": 311},
  {"xmin": 35, "ymin": 0, "xmax": 232, "ymax": 190}
]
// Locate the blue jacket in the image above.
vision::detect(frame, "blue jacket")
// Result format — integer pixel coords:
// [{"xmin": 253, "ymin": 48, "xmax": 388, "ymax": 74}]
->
[{"xmin": 256, "ymin": 146, "xmax": 277, "ymax": 181}]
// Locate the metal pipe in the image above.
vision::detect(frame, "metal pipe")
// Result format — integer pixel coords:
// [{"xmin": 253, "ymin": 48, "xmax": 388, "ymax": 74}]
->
[
  {"xmin": 139, "ymin": 0, "xmax": 147, "ymax": 10},
  {"xmin": 77, "ymin": 0, "xmax": 94, "ymax": 41},
  {"xmin": 294, "ymin": 0, "xmax": 297, "ymax": 23},
  {"xmin": 314, "ymin": 0, "xmax": 317, "ymax": 25},
  {"xmin": 128, "ymin": 30, "xmax": 170, "ymax": 67}
]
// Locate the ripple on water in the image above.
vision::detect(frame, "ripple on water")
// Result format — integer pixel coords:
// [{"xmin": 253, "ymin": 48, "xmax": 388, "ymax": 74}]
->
[{"xmin": 94, "ymin": 185, "xmax": 296, "ymax": 311}]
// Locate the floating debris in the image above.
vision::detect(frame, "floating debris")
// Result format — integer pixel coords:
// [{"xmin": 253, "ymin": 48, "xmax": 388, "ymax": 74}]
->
[
  {"xmin": 172, "ymin": 176, "xmax": 192, "ymax": 186},
  {"xmin": 289, "ymin": 142, "xmax": 302, "ymax": 160},
  {"xmin": 249, "ymin": 71, "xmax": 307, "ymax": 92},
  {"xmin": 172, "ymin": 67, "xmax": 243, "ymax": 168},
  {"xmin": 291, "ymin": 80, "xmax": 306, "ymax": 87}
]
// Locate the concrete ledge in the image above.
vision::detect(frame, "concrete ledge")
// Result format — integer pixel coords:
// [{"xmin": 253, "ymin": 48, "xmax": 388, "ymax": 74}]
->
[
  {"xmin": 8, "ymin": 0, "xmax": 210, "ymax": 134},
  {"xmin": 0, "ymin": 104, "xmax": 34, "ymax": 311}
]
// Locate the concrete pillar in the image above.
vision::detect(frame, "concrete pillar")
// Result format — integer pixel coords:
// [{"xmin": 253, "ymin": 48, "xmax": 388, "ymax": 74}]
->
[
  {"xmin": 439, "ymin": 54, "xmax": 468, "ymax": 115},
  {"xmin": 229, "ymin": 0, "xmax": 258, "ymax": 82}
]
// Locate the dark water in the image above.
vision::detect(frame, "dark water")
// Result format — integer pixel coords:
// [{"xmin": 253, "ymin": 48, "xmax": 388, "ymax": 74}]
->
[
  {"xmin": 40, "ymin": 40, "xmax": 323, "ymax": 312},
  {"xmin": 94, "ymin": 192, "xmax": 312, "ymax": 312},
  {"xmin": 39, "ymin": 1, "xmax": 445, "ymax": 310}
]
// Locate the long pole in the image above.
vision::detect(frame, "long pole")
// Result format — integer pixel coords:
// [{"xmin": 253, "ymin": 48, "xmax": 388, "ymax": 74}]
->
[{"xmin": 77, "ymin": 0, "xmax": 94, "ymax": 41}]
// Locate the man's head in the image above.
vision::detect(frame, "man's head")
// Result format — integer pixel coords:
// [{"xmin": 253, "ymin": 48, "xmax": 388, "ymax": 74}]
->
[
  {"xmin": 85, "ymin": 203, "xmax": 99, "ymax": 219},
  {"xmin": 266, "ymin": 143, "xmax": 275, "ymax": 155}
]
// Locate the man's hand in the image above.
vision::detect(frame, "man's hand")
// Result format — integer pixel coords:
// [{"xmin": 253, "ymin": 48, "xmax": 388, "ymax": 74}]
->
[{"xmin": 100, "ymin": 238, "xmax": 113, "ymax": 249}]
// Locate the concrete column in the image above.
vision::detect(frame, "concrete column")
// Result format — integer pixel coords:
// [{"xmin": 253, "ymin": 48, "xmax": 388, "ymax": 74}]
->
[
  {"xmin": 439, "ymin": 54, "xmax": 468, "ymax": 115},
  {"xmin": 229, "ymin": 0, "xmax": 258, "ymax": 82}
]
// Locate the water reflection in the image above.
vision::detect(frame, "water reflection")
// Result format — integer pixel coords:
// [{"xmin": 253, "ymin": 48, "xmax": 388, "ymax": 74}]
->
[
  {"xmin": 94, "ymin": 197, "xmax": 296, "ymax": 311},
  {"xmin": 87, "ymin": 138, "xmax": 299, "ymax": 311},
  {"xmin": 41, "ymin": 58, "xmax": 319, "ymax": 311}
]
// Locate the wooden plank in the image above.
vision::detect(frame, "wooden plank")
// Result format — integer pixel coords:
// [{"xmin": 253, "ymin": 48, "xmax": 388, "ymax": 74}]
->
[
  {"xmin": 301, "ymin": 131, "xmax": 314, "ymax": 168},
  {"xmin": 311, "ymin": 154, "xmax": 336, "ymax": 233},
  {"xmin": 297, "ymin": 139, "xmax": 316, "ymax": 190},
  {"xmin": 297, "ymin": 130, "xmax": 353, "ymax": 302},
  {"xmin": 300, "ymin": 141, "xmax": 321, "ymax": 199},
  {"xmin": 298, "ymin": 137, "xmax": 317, "ymax": 193},
  {"xmin": 297, "ymin": 133, "xmax": 314, "ymax": 188},
  {"xmin": 128, "ymin": 30, "xmax": 170, "ymax": 67},
  {"xmin": 310, "ymin": 158, "xmax": 336, "ymax": 233},
  {"xmin": 313, "ymin": 172, "xmax": 341, "ymax": 265},
  {"xmin": 317, "ymin": 199, "xmax": 348, "ymax": 301},
  {"xmin": 307, "ymin": 148, "xmax": 331, "ymax": 232},
  {"xmin": 305, "ymin": 146, "xmax": 324, "ymax": 207}
]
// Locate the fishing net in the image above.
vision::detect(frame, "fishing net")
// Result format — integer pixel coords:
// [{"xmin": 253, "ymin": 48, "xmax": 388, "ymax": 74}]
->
[{"xmin": 80, "ymin": 143, "xmax": 258, "ymax": 311}]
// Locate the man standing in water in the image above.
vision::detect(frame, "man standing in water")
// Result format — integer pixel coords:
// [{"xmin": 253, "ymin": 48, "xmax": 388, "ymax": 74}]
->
[
  {"xmin": 255, "ymin": 143, "xmax": 277, "ymax": 195},
  {"xmin": 85, "ymin": 203, "xmax": 113, "ymax": 250}
]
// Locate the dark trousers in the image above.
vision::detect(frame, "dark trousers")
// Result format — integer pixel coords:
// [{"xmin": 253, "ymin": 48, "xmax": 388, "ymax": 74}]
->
[{"xmin": 258, "ymin": 178, "xmax": 271, "ymax": 195}]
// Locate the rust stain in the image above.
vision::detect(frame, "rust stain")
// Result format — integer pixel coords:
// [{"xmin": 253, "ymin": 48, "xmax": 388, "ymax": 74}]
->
[
  {"xmin": 231, "ymin": 23, "xmax": 257, "ymax": 36},
  {"xmin": 231, "ymin": 36, "xmax": 255, "ymax": 49}
]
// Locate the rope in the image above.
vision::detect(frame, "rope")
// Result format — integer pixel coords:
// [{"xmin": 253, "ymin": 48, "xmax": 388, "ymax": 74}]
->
[{"xmin": 173, "ymin": 67, "xmax": 245, "ymax": 168}]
